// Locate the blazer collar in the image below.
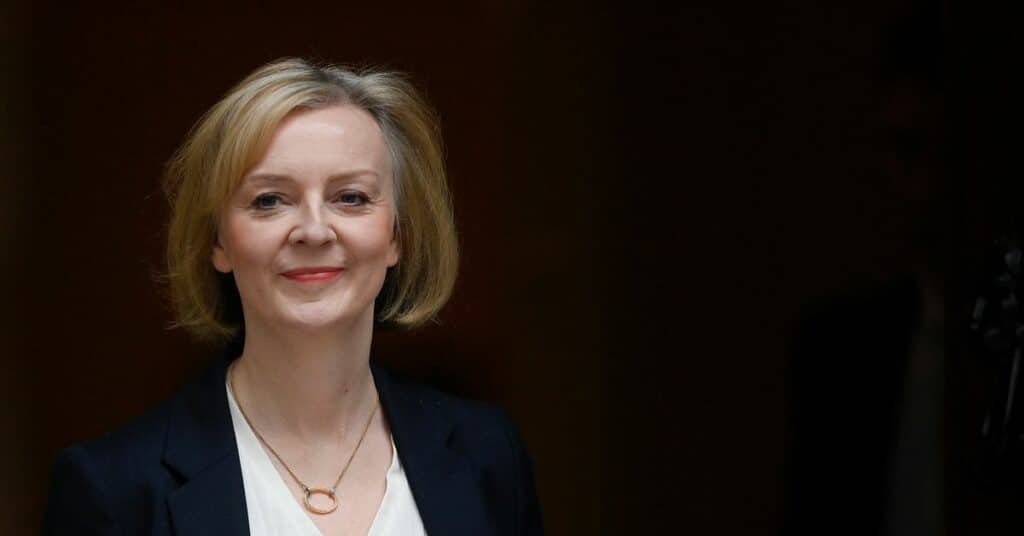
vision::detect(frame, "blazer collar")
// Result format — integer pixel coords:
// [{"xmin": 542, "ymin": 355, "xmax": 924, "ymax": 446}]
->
[
  {"xmin": 373, "ymin": 362, "xmax": 496, "ymax": 534},
  {"xmin": 162, "ymin": 352, "xmax": 248, "ymax": 535},
  {"xmin": 160, "ymin": 350, "xmax": 492, "ymax": 535}
]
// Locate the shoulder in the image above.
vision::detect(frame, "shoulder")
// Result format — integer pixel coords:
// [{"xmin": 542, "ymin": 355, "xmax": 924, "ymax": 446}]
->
[
  {"xmin": 70, "ymin": 396, "xmax": 177, "ymax": 472},
  {"xmin": 372, "ymin": 362, "xmax": 523, "ymax": 449},
  {"xmin": 372, "ymin": 363, "xmax": 544, "ymax": 533},
  {"xmin": 48, "ymin": 389, "xmax": 177, "ymax": 485},
  {"xmin": 42, "ymin": 379, "xmax": 192, "ymax": 534}
]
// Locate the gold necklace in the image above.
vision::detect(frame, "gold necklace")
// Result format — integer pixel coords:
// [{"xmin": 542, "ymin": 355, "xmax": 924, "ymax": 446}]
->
[{"xmin": 228, "ymin": 362, "xmax": 379, "ymax": 515}]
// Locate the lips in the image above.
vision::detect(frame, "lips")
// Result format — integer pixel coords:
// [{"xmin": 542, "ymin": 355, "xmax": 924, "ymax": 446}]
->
[{"xmin": 282, "ymin": 267, "xmax": 344, "ymax": 282}]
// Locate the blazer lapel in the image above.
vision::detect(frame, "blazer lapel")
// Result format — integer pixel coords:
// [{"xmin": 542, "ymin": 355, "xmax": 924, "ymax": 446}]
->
[
  {"xmin": 157, "ymin": 353, "xmax": 491, "ymax": 535},
  {"xmin": 372, "ymin": 363, "xmax": 496, "ymax": 535},
  {"xmin": 162, "ymin": 353, "xmax": 250, "ymax": 535}
]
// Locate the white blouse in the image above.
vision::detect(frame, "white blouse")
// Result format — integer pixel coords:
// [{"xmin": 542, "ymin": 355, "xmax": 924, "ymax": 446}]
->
[{"xmin": 226, "ymin": 379, "xmax": 428, "ymax": 536}]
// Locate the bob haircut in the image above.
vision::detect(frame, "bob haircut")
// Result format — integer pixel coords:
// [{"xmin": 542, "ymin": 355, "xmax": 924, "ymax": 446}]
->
[{"xmin": 161, "ymin": 57, "xmax": 458, "ymax": 342}]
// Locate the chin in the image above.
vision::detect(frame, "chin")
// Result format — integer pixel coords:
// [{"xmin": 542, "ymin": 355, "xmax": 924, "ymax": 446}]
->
[{"xmin": 280, "ymin": 304, "xmax": 370, "ymax": 331}]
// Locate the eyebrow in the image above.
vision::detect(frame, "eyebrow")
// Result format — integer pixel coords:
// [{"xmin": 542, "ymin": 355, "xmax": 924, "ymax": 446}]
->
[{"xmin": 243, "ymin": 170, "xmax": 381, "ymax": 186}]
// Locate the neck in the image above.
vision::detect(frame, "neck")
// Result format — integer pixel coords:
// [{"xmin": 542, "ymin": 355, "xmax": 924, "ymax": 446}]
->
[{"xmin": 229, "ymin": 310, "xmax": 378, "ymax": 443}]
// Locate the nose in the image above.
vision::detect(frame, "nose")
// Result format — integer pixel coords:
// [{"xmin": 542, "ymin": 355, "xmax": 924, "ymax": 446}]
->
[{"xmin": 288, "ymin": 201, "xmax": 337, "ymax": 245}]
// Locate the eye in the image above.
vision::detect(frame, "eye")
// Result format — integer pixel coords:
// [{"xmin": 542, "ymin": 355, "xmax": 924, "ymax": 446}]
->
[
  {"xmin": 250, "ymin": 193, "xmax": 283, "ymax": 211},
  {"xmin": 335, "ymin": 191, "xmax": 370, "ymax": 206}
]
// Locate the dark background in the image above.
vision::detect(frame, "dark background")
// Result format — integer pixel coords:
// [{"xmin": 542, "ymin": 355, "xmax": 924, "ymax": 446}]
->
[{"xmin": 3, "ymin": 0, "xmax": 1019, "ymax": 533}]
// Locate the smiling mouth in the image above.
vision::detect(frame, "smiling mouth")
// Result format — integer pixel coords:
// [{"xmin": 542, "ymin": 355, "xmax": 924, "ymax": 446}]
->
[{"xmin": 282, "ymin": 269, "xmax": 344, "ymax": 283}]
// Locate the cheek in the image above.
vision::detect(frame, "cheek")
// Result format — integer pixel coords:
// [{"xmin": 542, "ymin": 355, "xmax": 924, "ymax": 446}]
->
[
  {"xmin": 222, "ymin": 222, "xmax": 278, "ymax": 275},
  {"xmin": 342, "ymin": 219, "xmax": 397, "ymax": 264}
]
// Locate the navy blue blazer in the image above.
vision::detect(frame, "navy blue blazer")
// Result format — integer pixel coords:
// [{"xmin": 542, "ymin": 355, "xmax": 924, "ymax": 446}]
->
[{"xmin": 41, "ymin": 352, "xmax": 544, "ymax": 535}]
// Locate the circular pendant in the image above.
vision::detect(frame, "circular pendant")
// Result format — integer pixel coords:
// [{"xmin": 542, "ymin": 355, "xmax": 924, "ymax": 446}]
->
[{"xmin": 303, "ymin": 487, "xmax": 338, "ymax": 515}]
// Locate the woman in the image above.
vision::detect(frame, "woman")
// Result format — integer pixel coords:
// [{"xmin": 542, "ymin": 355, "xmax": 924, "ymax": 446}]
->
[{"xmin": 42, "ymin": 58, "xmax": 544, "ymax": 535}]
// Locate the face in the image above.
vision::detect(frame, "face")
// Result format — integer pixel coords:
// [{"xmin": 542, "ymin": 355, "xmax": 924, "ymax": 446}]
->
[{"xmin": 211, "ymin": 104, "xmax": 399, "ymax": 334}]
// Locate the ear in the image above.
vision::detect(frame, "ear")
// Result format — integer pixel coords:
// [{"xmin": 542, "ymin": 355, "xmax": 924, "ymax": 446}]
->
[
  {"xmin": 386, "ymin": 234, "xmax": 400, "ymax": 268},
  {"xmin": 211, "ymin": 237, "xmax": 233, "ymax": 274}
]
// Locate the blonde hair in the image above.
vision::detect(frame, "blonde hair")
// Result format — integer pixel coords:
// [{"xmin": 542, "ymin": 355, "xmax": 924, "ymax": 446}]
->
[{"xmin": 161, "ymin": 57, "xmax": 458, "ymax": 342}]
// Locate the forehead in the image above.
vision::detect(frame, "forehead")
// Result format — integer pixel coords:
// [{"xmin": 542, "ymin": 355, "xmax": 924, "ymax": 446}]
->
[{"xmin": 243, "ymin": 104, "xmax": 391, "ymax": 186}]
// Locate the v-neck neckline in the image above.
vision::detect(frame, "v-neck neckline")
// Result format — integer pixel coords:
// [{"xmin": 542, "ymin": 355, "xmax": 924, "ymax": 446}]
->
[{"xmin": 225, "ymin": 375, "xmax": 397, "ymax": 536}]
